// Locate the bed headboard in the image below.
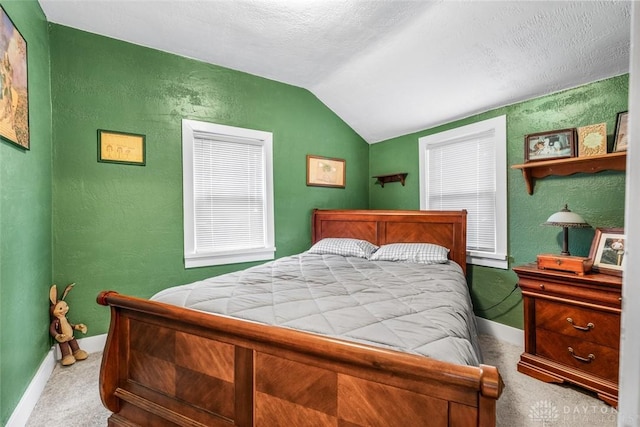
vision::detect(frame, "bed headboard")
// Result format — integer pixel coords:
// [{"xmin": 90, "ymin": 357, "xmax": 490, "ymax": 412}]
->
[{"xmin": 312, "ymin": 209, "xmax": 467, "ymax": 275}]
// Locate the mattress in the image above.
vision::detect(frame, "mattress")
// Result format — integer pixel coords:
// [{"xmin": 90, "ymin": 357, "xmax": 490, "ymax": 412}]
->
[{"xmin": 152, "ymin": 253, "xmax": 482, "ymax": 366}]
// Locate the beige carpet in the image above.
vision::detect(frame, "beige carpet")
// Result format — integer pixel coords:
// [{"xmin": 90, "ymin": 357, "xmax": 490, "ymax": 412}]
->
[
  {"xmin": 26, "ymin": 352, "xmax": 110, "ymax": 427},
  {"xmin": 479, "ymin": 335, "xmax": 617, "ymax": 427},
  {"xmin": 25, "ymin": 335, "xmax": 617, "ymax": 426}
]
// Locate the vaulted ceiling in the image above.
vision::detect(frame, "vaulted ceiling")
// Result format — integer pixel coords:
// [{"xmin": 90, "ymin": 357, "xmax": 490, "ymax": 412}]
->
[{"xmin": 38, "ymin": 0, "xmax": 631, "ymax": 143}]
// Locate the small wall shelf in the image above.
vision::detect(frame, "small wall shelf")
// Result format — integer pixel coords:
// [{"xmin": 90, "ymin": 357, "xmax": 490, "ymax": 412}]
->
[
  {"xmin": 511, "ymin": 152, "xmax": 626, "ymax": 195},
  {"xmin": 373, "ymin": 173, "xmax": 408, "ymax": 188}
]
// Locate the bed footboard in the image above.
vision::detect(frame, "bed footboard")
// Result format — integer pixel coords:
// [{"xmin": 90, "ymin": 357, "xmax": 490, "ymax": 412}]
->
[{"xmin": 98, "ymin": 291, "xmax": 503, "ymax": 427}]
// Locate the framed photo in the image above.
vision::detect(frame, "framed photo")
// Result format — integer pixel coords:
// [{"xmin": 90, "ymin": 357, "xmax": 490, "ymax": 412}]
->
[
  {"xmin": 98, "ymin": 129, "xmax": 146, "ymax": 166},
  {"xmin": 588, "ymin": 227, "xmax": 625, "ymax": 276},
  {"xmin": 0, "ymin": 6, "xmax": 29, "ymax": 149},
  {"xmin": 613, "ymin": 111, "xmax": 629, "ymax": 152},
  {"xmin": 524, "ymin": 128, "xmax": 576, "ymax": 162},
  {"xmin": 577, "ymin": 123, "xmax": 607, "ymax": 157},
  {"xmin": 306, "ymin": 155, "xmax": 345, "ymax": 188}
]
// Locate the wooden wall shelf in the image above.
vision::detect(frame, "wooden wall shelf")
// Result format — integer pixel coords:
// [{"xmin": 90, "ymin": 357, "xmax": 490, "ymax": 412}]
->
[
  {"xmin": 372, "ymin": 173, "xmax": 408, "ymax": 187},
  {"xmin": 511, "ymin": 152, "xmax": 626, "ymax": 195}
]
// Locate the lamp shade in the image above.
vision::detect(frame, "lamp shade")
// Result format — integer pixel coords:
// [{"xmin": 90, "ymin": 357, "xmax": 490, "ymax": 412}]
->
[
  {"xmin": 542, "ymin": 204, "xmax": 591, "ymax": 256},
  {"xmin": 543, "ymin": 204, "xmax": 591, "ymax": 228}
]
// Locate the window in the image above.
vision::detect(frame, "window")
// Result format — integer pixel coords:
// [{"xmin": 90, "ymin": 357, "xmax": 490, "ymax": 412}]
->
[
  {"xmin": 182, "ymin": 119, "xmax": 275, "ymax": 268},
  {"xmin": 418, "ymin": 115, "xmax": 507, "ymax": 269}
]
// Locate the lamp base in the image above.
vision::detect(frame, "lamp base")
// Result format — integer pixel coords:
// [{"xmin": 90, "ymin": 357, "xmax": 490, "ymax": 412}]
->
[{"xmin": 537, "ymin": 254, "xmax": 593, "ymax": 276}]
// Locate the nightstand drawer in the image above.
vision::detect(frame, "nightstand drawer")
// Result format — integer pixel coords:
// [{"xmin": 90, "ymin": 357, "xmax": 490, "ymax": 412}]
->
[
  {"xmin": 535, "ymin": 299, "xmax": 620, "ymax": 349},
  {"xmin": 536, "ymin": 329, "xmax": 619, "ymax": 383},
  {"xmin": 518, "ymin": 277, "xmax": 622, "ymax": 308}
]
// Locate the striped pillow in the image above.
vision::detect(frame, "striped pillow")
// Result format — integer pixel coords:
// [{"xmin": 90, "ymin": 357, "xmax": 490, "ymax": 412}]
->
[
  {"xmin": 370, "ymin": 243, "xmax": 449, "ymax": 264},
  {"xmin": 308, "ymin": 238, "xmax": 379, "ymax": 259}
]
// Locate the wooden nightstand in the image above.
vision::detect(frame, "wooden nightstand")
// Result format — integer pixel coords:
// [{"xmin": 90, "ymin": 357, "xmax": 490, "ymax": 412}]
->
[{"xmin": 513, "ymin": 263, "xmax": 622, "ymax": 407}]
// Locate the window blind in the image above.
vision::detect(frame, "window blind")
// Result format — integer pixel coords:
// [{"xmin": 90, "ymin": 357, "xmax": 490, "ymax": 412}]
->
[
  {"xmin": 419, "ymin": 115, "xmax": 506, "ymax": 268},
  {"xmin": 193, "ymin": 135, "xmax": 266, "ymax": 253},
  {"xmin": 425, "ymin": 131, "xmax": 497, "ymax": 253}
]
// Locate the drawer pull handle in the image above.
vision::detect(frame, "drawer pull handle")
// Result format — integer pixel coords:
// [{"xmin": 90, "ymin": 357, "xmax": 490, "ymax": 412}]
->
[
  {"xmin": 568, "ymin": 347, "xmax": 595, "ymax": 363},
  {"xmin": 566, "ymin": 318, "xmax": 594, "ymax": 331}
]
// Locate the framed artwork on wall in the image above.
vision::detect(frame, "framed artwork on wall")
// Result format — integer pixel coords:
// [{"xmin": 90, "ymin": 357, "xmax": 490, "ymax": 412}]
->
[
  {"xmin": 577, "ymin": 123, "xmax": 607, "ymax": 157},
  {"xmin": 0, "ymin": 6, "xmax": 29, "ymax": 149},
  {"xmin": 524, "ymin": 128, "xmax": 576, "ymax": 162},
  {"xmin": 588, "ymin": 227, "xmax": 625, "ymax": 276},
  {"xmin": 306, "ymin": 155, "xmax": 345, "ymax": 188},
  {"xmin": 98, "ymin": 129, "xmax": 146, "ymax": 166},
  {"xmin": 613, "ymin": 111, "xmax": 629, "ymax": 152}
]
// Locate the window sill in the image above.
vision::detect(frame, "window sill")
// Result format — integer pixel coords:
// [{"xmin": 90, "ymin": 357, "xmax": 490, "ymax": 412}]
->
[
  {"xmin": 466, "ymin": 254, "xmax": 508, "ymax": 270},
  {"xmin": 185, "ymin": 247, "xmax": 276, "ymax": 268}
]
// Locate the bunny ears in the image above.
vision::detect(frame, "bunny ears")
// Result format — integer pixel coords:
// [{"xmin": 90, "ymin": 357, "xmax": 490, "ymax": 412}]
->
[{"xmin": 49, "ymin": 283, "xmax": 76, "ymax": 305}]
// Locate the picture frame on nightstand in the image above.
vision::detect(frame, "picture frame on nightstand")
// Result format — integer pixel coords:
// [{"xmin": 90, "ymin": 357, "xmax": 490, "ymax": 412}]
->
[{"xmin": 589, "ymin": 227, "xmax": 625, "ymax": 276}]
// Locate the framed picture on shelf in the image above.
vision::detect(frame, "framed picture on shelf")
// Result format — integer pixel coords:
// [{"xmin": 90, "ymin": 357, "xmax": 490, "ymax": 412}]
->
[
  {"xmin": 524, "ymin": 128, "xmax": 576, "ymax": 162},
  {"xmin": 613, "ymin": 111, "xmax": 628, "ymax": 152},
  {"xmin": 98, "ymin": 129, "xmax": 146, "ymax": 166},
  {"xmin": 306, "ymin": 155, "xmax": 345, "ymax": 188},
  {"xmin": 0, "ymin": 6, "xmax": 29, "ymax": 150},
  {"xmin": 577, "ymin": 123, "xmax": 607, "ymax": 157},
  {"xmin": 588, "ymin": 227, "xmax": 625, "ymax": 276}
]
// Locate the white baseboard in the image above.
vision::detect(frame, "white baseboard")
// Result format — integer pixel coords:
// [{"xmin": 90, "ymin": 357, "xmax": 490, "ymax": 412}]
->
[
  {"xmin": 6, "ymin": 334, "xmax": 107, "ymax": 427},
  {"xmin": 6, "ymin": 348, "xmax": 56, "ymax": 427},
  {"xmin": 475, "ymin": 316, "xmax": 524, "ymax": 347}
]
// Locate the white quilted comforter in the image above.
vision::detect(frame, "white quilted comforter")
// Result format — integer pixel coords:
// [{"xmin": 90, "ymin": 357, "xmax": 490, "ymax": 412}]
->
[{"xmin": 152, "ymin": 253, "xmax": 482, "ymax": 366}]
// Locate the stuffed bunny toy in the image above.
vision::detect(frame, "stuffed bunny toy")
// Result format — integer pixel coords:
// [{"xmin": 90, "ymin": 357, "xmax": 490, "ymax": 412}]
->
[{"xmin": 49, "ymin": 283, "xmax": 88, "ymax": 366}]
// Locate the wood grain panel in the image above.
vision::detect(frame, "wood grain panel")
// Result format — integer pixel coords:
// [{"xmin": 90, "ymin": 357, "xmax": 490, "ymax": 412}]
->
[
  {"xmin": 256, "ymin": 352, "xmax": 338, "ymax": 415},
  {"xmin": 384, "ymin": 221, "xmax": 454, "ymax": 246},
  {"xmin": 256, "ymin": 392, "xmax": 338, "ymax": 427},
  {"xmin": 315, "ymin": 220, "xmax": 378, "ymax": 244},
  {"xmin": 130, "ymin": 320, "xmax": 175, "ymax": 361},
  {"xmin": 130, "ymin": 351, "xmax": 175, "ymax": 396},
  {"xmin": 176, "ymin": 332, "xmax": 235, "ymax": 382},
  {"xmin": 176, "ymin": 366, "xmax": 234, "ymax": 418},
  {"xmin": 337, "ymin": 374, "xmax": 448, "ymax": 427}
]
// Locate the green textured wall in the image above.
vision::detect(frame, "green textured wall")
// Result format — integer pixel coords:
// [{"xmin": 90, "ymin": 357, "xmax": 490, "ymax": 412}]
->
[
  {"xmin": 50, "ymin": 25, "xmax": 369, "ymax": 338},
  {"xmin": 370, "ymin": 75, "xmax": 628, "ymax": 329},
  {"xmin": 0, "ymin": 1, "xmax": 52, "ymax": 424}
]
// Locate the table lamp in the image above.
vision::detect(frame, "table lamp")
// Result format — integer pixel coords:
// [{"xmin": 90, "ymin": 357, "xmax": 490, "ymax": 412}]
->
[{"xmin": 542, "ymin": 204, "xmax": 591, "ymax": 256}]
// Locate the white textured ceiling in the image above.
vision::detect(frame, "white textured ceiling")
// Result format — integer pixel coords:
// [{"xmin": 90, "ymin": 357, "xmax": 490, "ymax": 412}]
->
[{"xmin": 38, "ymin": 0, "xmax": 631, "ymax": 143}]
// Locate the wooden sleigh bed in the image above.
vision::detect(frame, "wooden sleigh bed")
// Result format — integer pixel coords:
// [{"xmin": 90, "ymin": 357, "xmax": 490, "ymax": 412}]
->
[{"xmin": 97, "ymin": 209, "xmax": 503, "ymax": 427}]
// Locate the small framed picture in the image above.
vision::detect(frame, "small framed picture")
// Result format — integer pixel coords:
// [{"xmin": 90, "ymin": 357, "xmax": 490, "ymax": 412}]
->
[
  {"xmin": 306, "ymin": 155, "xmax": 345, "ymax": 188},
  {"xmin": 577, "ymin": 123, "xmax": 607, "ymax": 157},
  {"xmin": 524, "ymin": 128, "xmax": 576, "ymax": 162},
  {"xmin": 98, "ymin": 129, "xmax": 146, "ymax": 166},
  {"xmin": 613, "ymin": 111, "xmax": 629, "ymax": 152},
  {"xmin": 588, "ymin": 227, "xmax": 625, "ymax": 276}
]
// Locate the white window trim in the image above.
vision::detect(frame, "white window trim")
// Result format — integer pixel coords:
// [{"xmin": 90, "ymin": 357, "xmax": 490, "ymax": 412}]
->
[
  {"xmin": 182, "ymin": 119, "xmax": 275, "ymax": 268},
  {"xmin": 418, "ymin": 115, "xmax": 508, "ymax": 269}
]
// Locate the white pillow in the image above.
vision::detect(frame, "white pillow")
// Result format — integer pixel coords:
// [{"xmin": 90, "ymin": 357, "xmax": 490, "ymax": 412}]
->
[
  {"xmin": 308, "ymin": 238, "xmax": 379, "ymax": 259},
  {"xmin": 370, "ymin": 243, "xmax": 449, "ymax": 264}
]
